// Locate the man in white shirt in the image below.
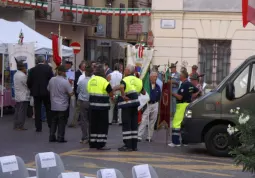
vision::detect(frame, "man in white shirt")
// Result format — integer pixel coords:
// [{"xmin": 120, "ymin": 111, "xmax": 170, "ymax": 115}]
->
[
  {"xmin": 77, "ymin": 62, "xmax": 96, "ymax": 85},
  {"xmin": 13, "ymin": 61, "xmax": 30, "ymax": 130},
  {"xmin": 108, "ymin": 63, "xmax": 122, "ymax": 124}
]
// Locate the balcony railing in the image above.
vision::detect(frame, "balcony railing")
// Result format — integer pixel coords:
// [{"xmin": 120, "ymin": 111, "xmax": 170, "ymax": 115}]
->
[
  {"xmin": 0, "ymin": 0, "xmax": 98, "ymax": 26},
  {"xmin": 35, "ymin": 1, "xmax": 98, "ymax": 26}
]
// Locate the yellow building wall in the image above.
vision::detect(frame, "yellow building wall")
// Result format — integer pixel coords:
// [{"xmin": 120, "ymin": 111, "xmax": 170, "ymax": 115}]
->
[
  {"xmin": 87, "ymin": 0, "xmax": 128, "ymax": 40},
  {"xmin": 151, "ymin": 11, "xmax": 255, "ymax": 72}
]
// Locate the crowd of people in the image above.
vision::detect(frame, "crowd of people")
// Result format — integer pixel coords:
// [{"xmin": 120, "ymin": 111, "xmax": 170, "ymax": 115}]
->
[{"xmin": 12, "ymin": 55, "xmax": 204, "ymax": 151}]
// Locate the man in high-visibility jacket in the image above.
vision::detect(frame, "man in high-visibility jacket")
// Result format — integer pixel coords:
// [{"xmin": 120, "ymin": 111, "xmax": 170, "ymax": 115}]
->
[
  {"xmin": 168, "ymin": 70, "xmax": 199, "ymax": 147},
  {"xmin": 114, "ymin": 64, "xmax": 146, "ymax": 152},
  {"xmin": 87, "ymin": 64, "xmax": 114, "ymax": 150}
]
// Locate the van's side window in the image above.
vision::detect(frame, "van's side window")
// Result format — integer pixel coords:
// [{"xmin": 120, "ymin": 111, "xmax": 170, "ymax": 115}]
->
[
  {"xmin": 250, "ymin": 64, "xmax": 255, "ymax": 92},
  {"xmin": 233, "ymin": 66, "xmax": 249, "ymax": 98}
]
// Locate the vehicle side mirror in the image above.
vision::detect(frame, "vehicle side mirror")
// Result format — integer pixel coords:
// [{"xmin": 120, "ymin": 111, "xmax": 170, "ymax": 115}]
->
[{"xmin": 226, "ymin": 82, "xmax": 235, "ymax": 100}]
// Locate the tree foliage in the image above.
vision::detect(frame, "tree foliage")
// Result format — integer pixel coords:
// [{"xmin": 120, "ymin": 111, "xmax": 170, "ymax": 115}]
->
[{"xmin": 228, "ymin": 108, "xmax": 255, "ymax": 173}]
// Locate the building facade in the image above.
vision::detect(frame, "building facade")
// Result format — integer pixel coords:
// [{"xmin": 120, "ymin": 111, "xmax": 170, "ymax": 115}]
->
[
  {"xmin": 151, "ymin": 0, "xmax": 255, "ymax": 87},
  {"xmin": 35, "ymin": 0, "xmax": 97, "ymax": 69},
  {"xmin": 86, "ymin": 0, "xmax": 151, "ymax": 66},
  {"xmin": 0, "ymin": 7, "xmax": 35, "ymax": 28},
  {"xmin": 0, "ymin": 0, "xmax": 151, "ymax": 69}
]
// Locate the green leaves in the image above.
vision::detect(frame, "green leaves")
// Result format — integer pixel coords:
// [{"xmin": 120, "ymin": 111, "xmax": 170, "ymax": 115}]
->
[{"xmin": 228, "ymin": 108, "xmax": 255, "ymax": 174}]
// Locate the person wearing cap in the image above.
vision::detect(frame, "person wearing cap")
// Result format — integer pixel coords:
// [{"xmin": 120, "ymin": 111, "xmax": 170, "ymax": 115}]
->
[
  {"xmin": 190, "ymin": 73, "xmax": 203, "ymax": 101},
  {"xmin": 13, "ymin": 61, "xmax": 30, "ymax": 131},
  {"xmin": 27, "ymin": 55, "xmax": 53, "ymax": 132},
  {"xmin": 190, "ymin": 65, "xmax": 199, "ymax": 77},
  {"xmin": 168, "ymin": 70, "xmax": 199, "ymax": 147},
  {"xmin": 65, "ymin": 59, "xmax": 75, "ymax": 84},
  {"xmin": 77, "ymin": 62, "xmax": 94, "ymax": 144},
  {"xmin": 47, "ymin": 65, "xmax": 74, "ymax": 143},
  {"xmin": 87, "ymin": 64, "xmax": 114, "ymax": 150},
  {"xmin": 114, "ymin": 64, "xmax": 146, "ymax": 152},
  {"xmin": 169, "ymin": 63, "xmax": 180, "ymax": 115}
]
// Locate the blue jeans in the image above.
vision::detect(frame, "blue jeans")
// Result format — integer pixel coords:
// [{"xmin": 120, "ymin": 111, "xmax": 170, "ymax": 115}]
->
[{"xmin": 41, "ymin": 104, "xmax": 46, "ymax": 121}]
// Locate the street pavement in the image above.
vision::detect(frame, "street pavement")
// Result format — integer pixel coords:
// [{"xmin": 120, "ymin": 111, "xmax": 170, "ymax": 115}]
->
[{"xmin": 0, "ymin": 114, "xmax": 252, "ymax": 178}]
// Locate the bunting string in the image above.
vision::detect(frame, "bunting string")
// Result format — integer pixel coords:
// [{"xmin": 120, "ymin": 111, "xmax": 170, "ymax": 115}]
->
[
  {"xmin": 60, "ymin": 5, "xmax": 151, "ymax": 16},
  {"xmin": 2, "ymin": 0, "xmax": 48, "ymax": 9},
  {"xmin": 1, "ymin": 0, "xmax": 151, "ymax": 16}
]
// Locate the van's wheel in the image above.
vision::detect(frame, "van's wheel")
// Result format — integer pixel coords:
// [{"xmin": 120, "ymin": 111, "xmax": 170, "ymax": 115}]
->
[{"xmin": 205, "ymin": 125, "xmax": 231, "ymax": 157}]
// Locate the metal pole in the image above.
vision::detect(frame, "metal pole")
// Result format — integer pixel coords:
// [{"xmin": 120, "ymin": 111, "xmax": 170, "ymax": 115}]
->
[
  {"xmin": 58, "ymin": 24, "xmax": 61, "ymax": 36},
  {"xmin": 1, "ymin": 53, "xmax": 4, "ymax": 118},
  {"xmin": 167, "ymin": 79, "xmax": 173, "ymax": 145},
  {"xmin": 74, "ymin": 54, "xmax": 77, "ymax": 71},
  {"xmin": 146, "ymin": 103, "xmax": 150, "ymax": 142}
]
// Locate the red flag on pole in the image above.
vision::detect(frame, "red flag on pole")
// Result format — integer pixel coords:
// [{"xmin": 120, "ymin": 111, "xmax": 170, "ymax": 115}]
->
[
  {"xmin": 242, "ymin": 0, "xmax": 255, "ymax": 27},
  {"xmin": 52, "ymin": 34, "xmax": 61, "ymax": 66}
]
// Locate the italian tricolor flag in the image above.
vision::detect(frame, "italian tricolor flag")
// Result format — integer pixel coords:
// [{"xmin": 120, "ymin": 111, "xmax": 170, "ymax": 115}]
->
[
  {"xmin": 60, "ymin": 5, "xmax": 71, "ymax": 12},
  {"xmin": 242, "ymin": 0, "xmax": 255, "ymax": 27}
]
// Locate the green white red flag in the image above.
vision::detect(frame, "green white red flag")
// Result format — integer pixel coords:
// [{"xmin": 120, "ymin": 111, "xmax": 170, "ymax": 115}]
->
[{"xmin": 242, "ymin": 0, "xmax": 255, "ymax": 27}]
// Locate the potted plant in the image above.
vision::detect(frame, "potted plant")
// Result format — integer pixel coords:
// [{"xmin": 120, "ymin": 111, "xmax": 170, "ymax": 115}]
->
[
  {"xmin": 81, "ymin": 14, "xmax": 99, "ymax": 25},
  {"xmin": 35, "ymin": 9, "xmax": 47, "ymax": 19},
  {"xmin": 62, "ymin": 11, "xmax": 74, "ymax": 21}
]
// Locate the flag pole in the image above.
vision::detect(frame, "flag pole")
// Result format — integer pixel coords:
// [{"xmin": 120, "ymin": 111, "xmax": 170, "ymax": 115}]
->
[
  {"xmin": 58, "ymin": 24, "xmax": 62, "ymax": 62},
  {"xmin": 1, "ymin": 53, "xmax": 4, "ymax": 118},
  {"xmin": 165, "ymin": 61, "xmax": 171, "ymax": 145},
  {"xmin": 147, "ymin": 103, "xmax": 150, "ymax": 142},
  {"xmin": 167, "ymin": 79, "xmax": 172, "ymax": 145}
]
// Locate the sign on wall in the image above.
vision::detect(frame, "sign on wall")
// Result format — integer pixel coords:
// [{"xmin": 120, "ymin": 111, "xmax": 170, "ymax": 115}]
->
[
  {"xmin": 128, "ymin": 23, "xmax": 142, "ymax": 34},
  {"xmin": 160, "ymin": 19, "xmax": 175, "ymax": 29},
  {"xmin": 95, "ymin": 24, "xmax": 106, "ymax": 37},
  {"xmin": 97, "ymin": 40, "xmax": 111, "ymax": 47},
  {"xmin": 8, "ymin": 43, "xmax": 35, "ymax": 98}
]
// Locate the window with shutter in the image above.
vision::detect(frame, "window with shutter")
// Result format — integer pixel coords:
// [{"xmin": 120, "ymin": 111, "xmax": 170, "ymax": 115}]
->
[
  {"xmin": 199, "ymin": 40, "xmax": 231, "ymax": 87},
  {"xmin": 106, "ymin": 15, "xmax": 112, "ymax": 38},
  {"xmin": 63, "ymin": 0, "xmax": 72, "ymax": 4},
  {"xmin": 128, "ymin": 0, "xmax": 134, "ymax": 25},
  {"xmin": 119, "ymin": 3, "xmax": 125, "ymax": 39}
]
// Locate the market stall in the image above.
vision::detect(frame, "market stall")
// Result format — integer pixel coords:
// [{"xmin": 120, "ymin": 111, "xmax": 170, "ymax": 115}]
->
[{"xmin": 0, "ymin": 19, "xmax": 74, "ymax": 117}]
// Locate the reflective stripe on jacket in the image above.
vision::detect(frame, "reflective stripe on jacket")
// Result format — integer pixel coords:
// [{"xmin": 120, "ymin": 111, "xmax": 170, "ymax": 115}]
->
[
  {"xmin": 118, "ymin": 76, "xmax": 143, "ymax": 109},
  {"xmin": 87, "ymin": 76, "xmax": 110, "ymax": 110}
]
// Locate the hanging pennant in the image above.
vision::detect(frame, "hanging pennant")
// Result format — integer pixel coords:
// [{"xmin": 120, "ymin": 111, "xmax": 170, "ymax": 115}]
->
[
  {"xmin": 95, "ymin": 8, "xmax": 102, "ymax": 15},
  {"xmin": 4, "ymin": 0, "xmax": 150, "ymax": 16},
  {"xmin": 83, "ymin": 7, "xmax": 89, "ymax": 14},
  {"xmin": 101, "ymin": 8, "xmax": 108, "ymax": 15},
  {"xmin": 77, "ymin": 5, "xmax": 83, "ymax": 13}
]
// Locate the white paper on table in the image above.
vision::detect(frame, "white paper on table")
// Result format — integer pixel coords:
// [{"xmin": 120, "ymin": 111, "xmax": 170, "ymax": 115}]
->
[
  {"xmin": 138, "ymin": 92, "xmax": 150, "ymax": 111},
  {"xmin": 61, "ymin": 172, "xmax": 80, "ymax": 178},
  {"xmin": 134, "ymin": 164, "xmax": 152, "ymax": 178},
  {"xmin": 0, "ymin": 155, "xmax": 19, "ymax": 173},
  {"xmin": 39, "ymin": 152, "xmax": 56, "ymax": 168},
  {"xmin": 100, "ymin": 169, "xmax": 117, "ymax": 178}
]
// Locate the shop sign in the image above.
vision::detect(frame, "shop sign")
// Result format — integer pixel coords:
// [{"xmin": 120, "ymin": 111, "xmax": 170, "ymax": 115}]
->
[
  {"xmin": 97, "ymin": 40, "xmax": 112, "ymax": 47},
  {"xmin": 128, "ymin": 23, "xmax": 142, "ymax": 34},
  {"xmin": 160, "ymin": 19, "xmax": 175, "ymax": 29}
]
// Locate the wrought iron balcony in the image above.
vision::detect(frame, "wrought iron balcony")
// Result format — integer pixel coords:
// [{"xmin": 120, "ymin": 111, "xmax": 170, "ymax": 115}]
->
[{"xmin": 34, "ymin": 1, "xmax": 98, "ymax": 26}]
